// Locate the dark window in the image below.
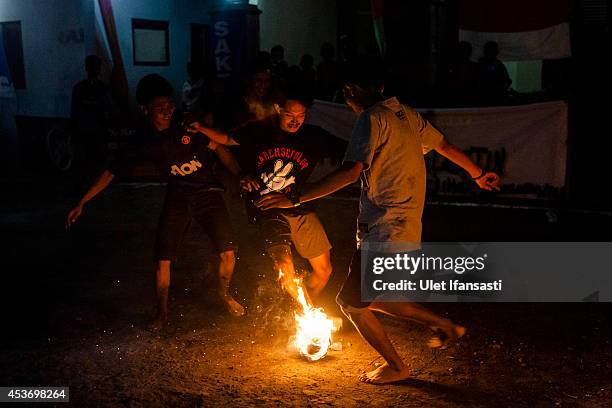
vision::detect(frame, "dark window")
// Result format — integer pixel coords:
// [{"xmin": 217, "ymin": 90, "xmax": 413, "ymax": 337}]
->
[
  {"xmin": 1, "ymin": 21, "xmax": 26, "ymax": 89},
  {"xmin": 132, "ymin": 19, "xmax": 169, "ymax": 66}
]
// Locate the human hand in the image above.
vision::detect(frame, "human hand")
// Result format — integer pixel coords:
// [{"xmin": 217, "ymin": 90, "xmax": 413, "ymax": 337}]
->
[
  {"xmin": 255, "ymin": 193, "xmax": 293, "ymax": 210},
  {"xmin": 342, "ymin": 84, "xmax": 366, "ymax": 113},
  {"xmin": 181, "ymin": 114, "xmax": 201, "ymax": 133},
  {"xmin": 475, "ymin": 172, "xmax": 500, "ymax": 191},
  {"xmin": 66, "ymin": 205, "xmax": 83, "ymax": 229},
  {"xmin": 240, "ymin": 175, "xmax": 261, "ymax": 192}
]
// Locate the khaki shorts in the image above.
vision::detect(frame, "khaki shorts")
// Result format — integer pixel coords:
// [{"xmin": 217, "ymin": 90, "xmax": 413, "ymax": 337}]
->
[{"xmin": 259, "ymin": 210, "xmax": 331, "ymax": 259}]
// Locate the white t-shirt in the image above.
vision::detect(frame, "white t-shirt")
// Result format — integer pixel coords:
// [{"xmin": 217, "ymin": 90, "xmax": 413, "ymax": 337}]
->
[{"xmin": 344, "ymin": 97, "xmax": 444, "ymax": 247}]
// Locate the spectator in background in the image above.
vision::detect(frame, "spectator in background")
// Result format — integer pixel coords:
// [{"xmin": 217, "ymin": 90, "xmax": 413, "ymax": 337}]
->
[
  {"xmin": 254, "ymin": 51, "xmax": 272, "ymax": 72},
  {"xmin": 476, "ymin": 41, "xmax": 512, "ymax": 105},
  {"xmin": 288, "ymin": 54, "xmax": 317, "ymax": 90},
  {"xmin": 270, "ymin": 44, "xmax": 289, "ymax": 82},
  {"xmin": 444, "ymin": 41, "xmax": 477, "ymax": 106},
  {"xmin": 211, "ymin": 64, "xmax": 276, "ymax": 132},
  {"xmin": 181, "ymin": 60, "xmax": 205, "ymax": 114},
  {"xmin": 299, "ymin": 54, "xmax": 316, "ymax": 90},
  {"xmin": 71, "ymin": 54, "xmax": 113, "ymax": 182},
  {"xmin": 329, "ymin": 35, "xmax": 360, "ymax": 103},
  {"xmin": 203, "ymin": 62, "xmax": 279, "ymax": 204},
  {"xmin": 316, "ymin": 42, "xmax": 340, "ymax": 102}
]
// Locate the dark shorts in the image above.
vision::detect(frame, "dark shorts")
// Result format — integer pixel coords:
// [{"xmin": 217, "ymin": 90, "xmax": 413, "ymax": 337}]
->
[
  {"xmin": 336, "ymin": 250, "xmax": 370, "ymax": 309},
  {"xmin": 155, "ymin": 187, "xmax": 238, "ymax": 262},
  {"xmin": 259, "ymin": 210, "xmax": 331, "ymax": 260},
  {"xmin": 337, "ymin": 248, "xmax": 424, "ymax": 309}
]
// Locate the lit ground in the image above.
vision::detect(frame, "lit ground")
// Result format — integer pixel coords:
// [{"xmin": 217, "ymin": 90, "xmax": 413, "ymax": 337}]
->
[{"xmin": 1, "ymin": 179, "xmax": 611, "ymax": 407}]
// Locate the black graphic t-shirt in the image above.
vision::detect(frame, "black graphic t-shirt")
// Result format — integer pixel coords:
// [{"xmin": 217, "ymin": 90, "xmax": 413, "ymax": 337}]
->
[
  {"xmin": 232, "ymin": 118, "xmax": 340, "ymax": 214},
  {"xmin": 108, "ymin": 126, "xmax": 223, "ymax": 191}
]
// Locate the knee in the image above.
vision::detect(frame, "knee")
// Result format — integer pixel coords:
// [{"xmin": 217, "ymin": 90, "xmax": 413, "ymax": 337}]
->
[
  {"xmin": 158, "ymin": 260, "xmax": 171, "ymax": 272},
  {"xmin": 315, "ymin": 262, "xmax": 332, "ymax": 279},
  {"xmin": 267, "ymin": 244, "xmax": 292, "ymax": 266},
  {"xmin": 336, "ymin": 293, "xmax": 367, "ymax": 316},
  {"xmin": 218, "ymin": 250, "xmax": 235, "ymax": 266}
]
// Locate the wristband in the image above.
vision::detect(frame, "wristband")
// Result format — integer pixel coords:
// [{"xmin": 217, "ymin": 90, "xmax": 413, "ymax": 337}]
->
[
  {"xmin": 472, "ymin": 169, "xmax": 486, "ymax": 181},
  {"xmin": 287, "ymin": 190, "xmax": 301, "ymax": 207}
]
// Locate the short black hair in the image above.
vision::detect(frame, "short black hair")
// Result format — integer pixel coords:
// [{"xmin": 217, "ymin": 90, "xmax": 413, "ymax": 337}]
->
[
  {"xmin": 136, "ymin": 74, "xmax": 174, "ymax": 105},
  {"xmin": 344, "ymin": 56, "xmax": 386, "ymax": 89},
  {"xmin": 271, "ymin": 44, "xmax": 284, "ymax": 55},
  {"xmin": 278, "ymin": 84, "xmax": 314, "ymax": 109},
  {"xmin": 85, "ymin": 55, "xmax": 101, "ymax": 72}
]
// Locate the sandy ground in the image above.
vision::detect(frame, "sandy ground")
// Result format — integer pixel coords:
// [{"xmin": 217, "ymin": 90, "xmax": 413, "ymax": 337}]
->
[{"xmin": 1, "ymin": 180, "xmax": 611, "ymax": 407}]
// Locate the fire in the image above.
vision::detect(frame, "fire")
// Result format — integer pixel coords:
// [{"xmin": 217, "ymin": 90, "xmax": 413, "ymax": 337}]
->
[{"xmin": 293, "ymin": 280, "xmax": 335, "ymax": 361}]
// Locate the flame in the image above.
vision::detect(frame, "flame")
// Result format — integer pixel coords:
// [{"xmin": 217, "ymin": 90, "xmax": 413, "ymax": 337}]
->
[{"xmin": 293, "ymin": 279, "xmax": 334, "ymax": 361}]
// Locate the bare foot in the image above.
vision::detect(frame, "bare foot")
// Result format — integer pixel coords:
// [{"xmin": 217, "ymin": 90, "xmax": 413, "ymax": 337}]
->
[
  {"xmin": 147, "ymin": 315, "xmax": 168, "ymax": 332},
  {"xmin": 222, "ymin": 295, "xmax": 246, "ymax": 317},
  {"xmin": 358, "ymin": 363, "xmax": 412, "ymax": 385},
  {"xmin": 427, "ymin": 324, "xmax": 466, "ymax": 348}
]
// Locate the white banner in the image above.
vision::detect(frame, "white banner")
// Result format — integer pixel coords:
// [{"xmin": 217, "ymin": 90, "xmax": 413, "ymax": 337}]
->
[
  {"xmin": 307, "ymin": 100, "xmax": 568, "ymax": 196},
  {"xmin": 459, "ymin": 23, "xmax": 571, "ymax": 61}
]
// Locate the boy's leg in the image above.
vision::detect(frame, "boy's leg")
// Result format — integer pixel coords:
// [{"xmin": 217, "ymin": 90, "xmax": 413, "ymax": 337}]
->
[
  {"xmin": 151, "ymin": 259, "xmax": 171, "ymax": 332},
  {"xmin": 192, "ymin": 191, "xmax": 244, "ymax": 316},
  {"xmin": 289, "ymin": 212, "xmax": 333, "ymax": 300},
  {"xmin": 368, "ymin": 301, "xmax": 466, "ymax": 348},
  {"xmin": 217, "ymin": 250, "xmax": 245, "ymax": 316},
  {"xmin": 268, "ymin": 244, "xmax": 308, "ymax": 305},
  {"xmin": 306, "ymin": 251, "xmax": 332, "ymax": 298},
  {"xmin": 152, "ymin": 188, "xmax": 191, "ymax": 331},
  {"xmin": 341, "ymin": 305, "xmax": 411, "ymax": 384},
  {"xmin": 336, "ymin": 250, "xmax": 411, "ymax": 384},
  {"xmin": 259, "ymin": 211, "xmax": 310, "ymax": 307}
]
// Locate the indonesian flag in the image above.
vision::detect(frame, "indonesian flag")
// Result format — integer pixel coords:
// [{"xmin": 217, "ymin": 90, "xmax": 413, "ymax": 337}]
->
[
  {"xmin": 459, "ymin": 0, "xmax": 572, "ymax": 61},
  {"xmin": 370, "ymin": 0, "xmax": 386, "ymax": 57}
]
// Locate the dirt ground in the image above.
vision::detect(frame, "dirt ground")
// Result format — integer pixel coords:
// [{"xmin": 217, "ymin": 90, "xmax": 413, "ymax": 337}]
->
[{"xmin": 1, "ymin": 179, "xmax": 611, "ymax": 407}]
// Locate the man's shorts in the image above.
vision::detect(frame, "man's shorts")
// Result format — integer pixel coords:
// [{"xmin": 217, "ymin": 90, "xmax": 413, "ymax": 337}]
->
[
  {"xmin": 337, "ymin": 248, "xmax": 424, "ymax": 309},
  {"xmin": 258, "ymin": 210, "xmax": 331, "ymax": 260},
  {"xmin": 155, "ymin": 186, "xmax": 238, "ymax": 262},
  {"xmin": 336, "ymin": 249, "xmax": 370, "ymax": 309}
]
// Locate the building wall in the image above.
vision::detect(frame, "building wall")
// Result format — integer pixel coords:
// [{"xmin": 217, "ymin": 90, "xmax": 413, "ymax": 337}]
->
[
  {"xmin": 95, "ymin": 0, "xmax": 213, "ymax": 106},
  {"xmin": 0, "ymin": 0, "xmax": 95, "ymax": 118},
  {"xmin": 258, "ymin": 0, "xmax": 337, "ymax": 67}
]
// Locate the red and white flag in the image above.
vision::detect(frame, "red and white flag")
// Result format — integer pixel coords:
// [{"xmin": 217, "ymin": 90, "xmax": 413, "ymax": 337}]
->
[{"xmin": 459, "ymin": 0, "xmax": 572, "ymax": 60}]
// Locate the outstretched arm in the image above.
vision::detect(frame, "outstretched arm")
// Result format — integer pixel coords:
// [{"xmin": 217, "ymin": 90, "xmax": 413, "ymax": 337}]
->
[
  {"xmin": 210, "ymin": 142, "xmax": 260, "ymax": 192},
  {"xmin": 186, "ymin": 121, "xmax": 238, "ymax": 146},
  {"xmin": 211, "ymin": 142, "xmax": 241, "ymax": 176},
  {"xmin": 256, "ymin": 162, "xmax": 362, "ymax": 210},
  {"xmin": 66, "ymin": 170, "xmax": 115, "ymax": 228},
  {"xmin": 434, "ymin": 138, "xmax": 500, "ymax": 191}
]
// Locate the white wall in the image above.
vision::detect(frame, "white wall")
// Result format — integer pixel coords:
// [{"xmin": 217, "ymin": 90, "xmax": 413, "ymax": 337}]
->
[
  {"xmin": 0, "ymin": 0, "xmax": 95, "ymax": 118},
  {"xmin": 95, "ymin": 0, "xmax": 213, "ymax": 106},
  {"xmin": 258, "ymin": 0, "xmax": 337, "ymax": 67},
  {"xmin": 1, "ymin": 0, "xmax": 337, "ymax": 128}
]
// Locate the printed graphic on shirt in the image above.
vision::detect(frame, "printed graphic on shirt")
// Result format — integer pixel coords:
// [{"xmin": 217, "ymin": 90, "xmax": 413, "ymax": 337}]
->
[
  {"xmin": 256, "ymin": 147, "xmax": 309, "ymax": 171},
  {"xmin": 170, "ymin": 156, "xmax": 203, "ymax": 176},
  {"xmin": 260, "ymin": 159, "xmax": 296, "ymax": 195}
]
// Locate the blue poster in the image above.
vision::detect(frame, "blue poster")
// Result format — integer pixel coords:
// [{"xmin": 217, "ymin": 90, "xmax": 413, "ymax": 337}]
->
[{"xmin": 208, "ymin": 10, "xmax": 249, "ymax": 82}]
